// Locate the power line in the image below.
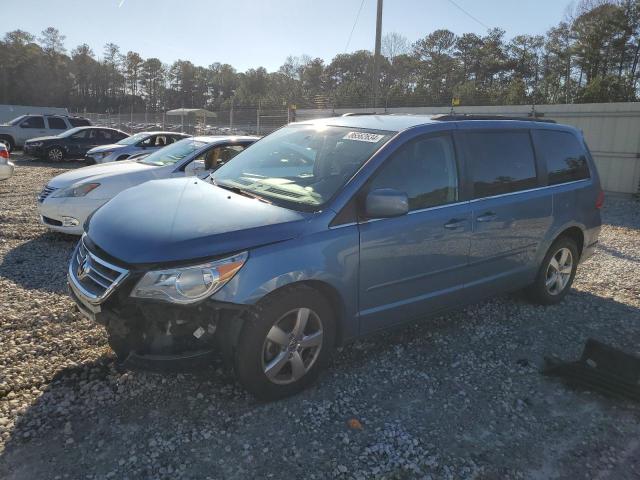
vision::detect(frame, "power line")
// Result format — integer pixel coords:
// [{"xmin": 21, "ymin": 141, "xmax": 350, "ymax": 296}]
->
[
  {"xmin": 445, "ymin": 0, "xmax": 490, "ymax": 30},
  {"xmin": 344, "ymin": 0, "xmax": 367, "ymax": 53}
]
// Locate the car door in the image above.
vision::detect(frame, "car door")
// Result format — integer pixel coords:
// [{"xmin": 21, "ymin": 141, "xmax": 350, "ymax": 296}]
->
[
  {"xmin": 358, "ymin": 132, "xmax": 472, "ymax": 334},
  {"xmin": 460, "ymin": 127, "xmax": 552, "ymax": 300},
  {"xmin": 17, "ymin": 116, "xmax": 47, "ymax": 144}
]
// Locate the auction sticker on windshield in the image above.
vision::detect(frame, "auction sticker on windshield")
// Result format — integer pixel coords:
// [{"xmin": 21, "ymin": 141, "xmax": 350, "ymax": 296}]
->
[{"xmin": 343, "ymin": 131, "xmax": 386, "ymax": 143}]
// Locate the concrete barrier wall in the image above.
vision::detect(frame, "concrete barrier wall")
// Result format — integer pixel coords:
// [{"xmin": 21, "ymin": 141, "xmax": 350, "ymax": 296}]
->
[{"xmin": 297, "ymin": 103, "xmax": 640, "ymax": 195}]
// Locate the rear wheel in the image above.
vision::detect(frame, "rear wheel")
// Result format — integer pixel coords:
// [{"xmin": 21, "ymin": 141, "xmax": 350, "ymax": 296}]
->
[
  {"xmin": 526, "ymin": 237, "xmax": 578, "ymax": 305},
  {"xmin": 234, "ymin": 285, "xmax": 336, "ymax": 400},
  {"xmin": 0, "ymin": 137, "xmax": 14, "ymax": 152},
  {"xmin": 47, "ymin": 146, "xmax": 64, "ymax": 162}
]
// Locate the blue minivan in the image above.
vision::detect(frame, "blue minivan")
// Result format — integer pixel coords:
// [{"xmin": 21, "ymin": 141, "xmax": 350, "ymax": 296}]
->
[{"xmin": 68, "ymin": 114, "xmax": 603, "ymax": 399}]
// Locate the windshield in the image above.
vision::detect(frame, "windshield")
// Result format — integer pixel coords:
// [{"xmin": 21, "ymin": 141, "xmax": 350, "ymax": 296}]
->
[
  {"xmin": 213, "ymin": 124, "xmax": 394, "ymax": 208},
  {"xmin": 7, "ymin": 115, "xmax": 27, "ymax": 125},
  {"xmin": 139, "ymin": 138, "xmax": 207, "ymax": 166},
  {"xmin": 117, "ymin": 132, "xmax": 148, "ymax": 145},
  {"xmin": 58, "ymin": 127, "xmax": 86, "ymax": 138}
]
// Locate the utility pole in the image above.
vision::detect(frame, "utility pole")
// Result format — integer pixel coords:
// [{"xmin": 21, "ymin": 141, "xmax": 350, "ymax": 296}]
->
[{"xmin": 372, "ymin": 0, "xmax": 383, "ymax": 111}]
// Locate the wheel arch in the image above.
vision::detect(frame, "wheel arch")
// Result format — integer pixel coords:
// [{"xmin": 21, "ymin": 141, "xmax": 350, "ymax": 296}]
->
[
  {"xmin": 556, "ymin": 226, "xmax": 585, "ymax": 257},
  {"xmin": 0, "ymin": 134, "xmax": 15, "ymax": 149},
  {"xmin": 219, "ymin": 279, "xmax": 348, "ymax": 361}
]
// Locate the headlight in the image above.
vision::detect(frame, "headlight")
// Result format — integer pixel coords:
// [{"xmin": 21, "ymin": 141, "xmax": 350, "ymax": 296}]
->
[
  {"xmin": 52, "ymin": 182, "xmax": 100, "ymax": 198},
  {"xmin": 97, "ymin": 151, "xmax": 113, "ymax": 158},
  {"xmin": 130, "ymin": 252, "xmax": 248, "ymax": 304},
  {"xmin": 28, "ymin": 142, "xmax": 43, "ymax": 147}
]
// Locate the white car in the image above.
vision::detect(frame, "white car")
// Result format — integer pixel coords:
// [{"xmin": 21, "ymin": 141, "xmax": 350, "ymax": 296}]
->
[
  {"xmin": 37, "ymin": 136, "xmax": 258, "ymax": 234},
  {"xmin": 0, "ymin": 144, "xmax": 14, "ymax": 180}
]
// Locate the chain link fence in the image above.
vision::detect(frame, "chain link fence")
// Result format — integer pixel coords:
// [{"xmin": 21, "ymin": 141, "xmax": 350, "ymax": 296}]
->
[{"xmin": 80, "ymin": 106, "xmax": 295, "ymax": 136}]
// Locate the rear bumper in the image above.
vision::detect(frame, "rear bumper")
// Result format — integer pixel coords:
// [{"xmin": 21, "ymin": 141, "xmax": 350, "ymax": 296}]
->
[
  {"xmin": 0, "ymin": 162, "xmax": 14, "ymax": 180},
  {"xmin": 581, "ymin": 240, "xmax": 599, "ymax": 263}
]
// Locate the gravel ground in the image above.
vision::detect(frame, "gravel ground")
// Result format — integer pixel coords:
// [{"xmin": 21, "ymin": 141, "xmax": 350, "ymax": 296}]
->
[{"xmin": 1, "ymin": 154, "xmax": 639, "ymax": 479}]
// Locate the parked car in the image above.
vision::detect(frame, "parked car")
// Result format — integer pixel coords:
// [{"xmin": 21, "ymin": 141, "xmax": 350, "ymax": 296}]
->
[
  {"xmin": 67, "ymin": 115, "xmax": 603, "ymax": 400},
  {"xmin": 38, "ymin": 136, "xmax": 258, "ymax": 234},
  {"xmin": 0, "ymin": 144, "xmax": 14, "ymax": 181},
  {"xmin": 85, "ymin": 131, "xmax": 191, "ymax": 165},
  {"xmin": 23, "ymin": 127, "xmax": 129, "ymax": 162},
  {"xmin": 0, "ymin": 114, "xmax": 91, "ymax": 152}
]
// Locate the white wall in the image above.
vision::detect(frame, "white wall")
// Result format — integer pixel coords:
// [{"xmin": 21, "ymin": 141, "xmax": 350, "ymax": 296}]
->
[
  {"xmin": 297, "ymin": 103, "xmax": 640, "ymax": 194},
  {"xmin": 0, "ymin": 105, "xmax": 69, "ymax": 124}
]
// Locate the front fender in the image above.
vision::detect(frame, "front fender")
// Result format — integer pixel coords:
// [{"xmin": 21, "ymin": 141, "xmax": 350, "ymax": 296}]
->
[{"xmin": 211, "ymin": 224, "xmax": 360, "ymax": 340}]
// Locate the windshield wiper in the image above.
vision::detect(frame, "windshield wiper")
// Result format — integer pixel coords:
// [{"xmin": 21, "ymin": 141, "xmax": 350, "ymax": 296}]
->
[{"xmin": 211, "ymin": 178, "xmax": 273, "ymax": 204}]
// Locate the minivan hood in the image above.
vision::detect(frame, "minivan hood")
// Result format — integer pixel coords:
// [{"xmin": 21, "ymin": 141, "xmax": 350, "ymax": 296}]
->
[
  {"xmin": 87, "ymin": 144, "xmax": 124, "ymax": 154},
  {"xmin": 86, "ymin": 177, "xmax": 310, "ymax": 265},
  {"xmin": 47, "ymin": 160, "xmax": 154, "ymax": 188}
]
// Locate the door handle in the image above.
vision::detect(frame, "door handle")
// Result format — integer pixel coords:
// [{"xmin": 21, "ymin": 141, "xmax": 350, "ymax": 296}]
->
[
  {"xmin": 476, "ymin": 211, "xmax": 497, "ymax": 222},
  {"xmin": 444, "ymin": 218, "xmax": 466, "ymax": 230}
]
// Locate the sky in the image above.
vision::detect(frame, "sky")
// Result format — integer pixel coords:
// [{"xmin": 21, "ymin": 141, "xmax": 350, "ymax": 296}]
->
[{"xmin": 4, "ymin": 0, "xmax": 573, "ymax": 71}]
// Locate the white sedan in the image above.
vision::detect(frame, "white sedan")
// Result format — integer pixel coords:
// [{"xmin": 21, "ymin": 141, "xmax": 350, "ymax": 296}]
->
[
  {"xmin": 0, "ymin": 144, "xmax": 14, "ymax": 181},
  {"xmin": 37, "ymin": 136, "xmax": 258, "ymax": 235}
]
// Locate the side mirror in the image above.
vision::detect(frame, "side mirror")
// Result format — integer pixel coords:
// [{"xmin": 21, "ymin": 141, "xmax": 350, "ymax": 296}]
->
[
  {"xmin": 365, "ymin": 188, "xmax": 409, "ymax": 219},
  {"xmin": 184, "ymin": 159, "xmax": 206, "ymax": 176}
]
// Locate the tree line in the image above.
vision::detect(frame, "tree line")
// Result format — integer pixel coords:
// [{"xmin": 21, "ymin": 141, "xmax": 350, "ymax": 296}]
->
[{"xmin": 1, "ymin": 0, "xmax": 639, "ymax": 113}]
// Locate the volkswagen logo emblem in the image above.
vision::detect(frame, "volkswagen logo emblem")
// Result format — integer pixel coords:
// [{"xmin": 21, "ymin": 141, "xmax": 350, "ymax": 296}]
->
[{"xmin": 77, "ymin": 257, "xmax": 91, "ymax": 281}]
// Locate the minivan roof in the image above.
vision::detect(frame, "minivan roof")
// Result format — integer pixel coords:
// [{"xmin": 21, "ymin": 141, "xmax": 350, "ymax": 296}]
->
[{"xmin": 296, "ymin": 114, "xmax": 573, "ymax": 134}]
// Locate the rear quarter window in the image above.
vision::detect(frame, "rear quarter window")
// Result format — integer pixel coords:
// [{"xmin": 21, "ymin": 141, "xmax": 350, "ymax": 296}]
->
[
  {"xmin": 69, "ymin": 117, "xmax": 91, "ymax": 127},
  {"xmin": 464, "ymin": 131, "xmax": 538, "ymax": 198},
  {"xmin": 47, "ymin": 117, "xmax": 67, "ymax": 129},
  {"xmin": 533, "ymin": 130, "xmax": 590, "ymax": 185}
]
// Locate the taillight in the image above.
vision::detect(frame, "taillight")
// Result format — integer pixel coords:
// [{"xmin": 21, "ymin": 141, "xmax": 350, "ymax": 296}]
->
[
  {"xmin": 0, "ymin": 149, "xmax": 8, "ymax": 159},
  {"xmin": 595, "ymin": 190, "xmax": 605, "ymax": 209}
]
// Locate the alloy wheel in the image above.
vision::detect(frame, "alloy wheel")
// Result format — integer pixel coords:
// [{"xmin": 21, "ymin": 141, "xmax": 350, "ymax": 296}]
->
[
  {"xmin": 261, "ymin": 307, "xmax": 324, "ymax": 385},
  {"xmin": 545, "ymin": 247, "xmax": 573, "ymax": 295},
  {"xmin": 48, "ymin": 148, "xmax": 63, "ymax": 162}
]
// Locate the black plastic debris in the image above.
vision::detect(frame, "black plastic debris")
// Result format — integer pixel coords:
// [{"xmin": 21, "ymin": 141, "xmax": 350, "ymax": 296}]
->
[{"xmin": 543, "ymin": 338, "xmax": 640, "ymax": 401}]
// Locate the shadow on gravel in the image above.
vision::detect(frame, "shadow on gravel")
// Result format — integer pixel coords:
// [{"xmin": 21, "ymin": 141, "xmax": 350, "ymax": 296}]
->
[
  {"xmin": 12, "ymin": 159, "xmax": 83, "ymax": 170},
  {"xmin": 0, "ymin": 232, "xmax": 77, "ymax": 293},
  {"xmin": 1, "ymin": 289, "xmax": 639, "ymax": 478}
]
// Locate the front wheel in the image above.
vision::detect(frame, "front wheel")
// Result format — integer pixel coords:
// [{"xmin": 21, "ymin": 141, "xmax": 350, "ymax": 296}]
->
[
  {"xmin": 526, "ymin": 237, "xmax": 579, "ymax": 305},
  {"xmin": 234, "ymin": 285, "xmax": 336, "ymax": 400},
  {"xmin": 47, "ymin": 146, "xmax": 64, "ymax": 162}
]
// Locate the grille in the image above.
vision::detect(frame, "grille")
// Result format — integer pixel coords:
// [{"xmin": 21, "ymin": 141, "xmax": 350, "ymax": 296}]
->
[
  {"xmin": 68, "ymin": 238, "xmax": 129, "ymax": 304},
  {"xmin": 38, "ymin": 185, "xmax": 57, "ymax": 203}
]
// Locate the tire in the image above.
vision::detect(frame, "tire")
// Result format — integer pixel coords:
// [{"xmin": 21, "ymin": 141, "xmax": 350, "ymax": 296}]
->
[
  {"xmin": 0, "ymin": 137, "xmax": 14, "ymax": 152},
  {"xmin": 526, "ymin": 236, "xmax": 579, "ymax": 305},
  {"xmin": 234, "ymin": 285, "xmax": 336, "ymax": 400},
  {"xmin": 47, "ymin": 146, "xmax": 64, "ymax": 162}
]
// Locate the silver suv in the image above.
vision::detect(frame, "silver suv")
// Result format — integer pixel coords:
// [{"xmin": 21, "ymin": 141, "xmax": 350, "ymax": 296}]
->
[{"xmin": 0, "ymin": 114, "xmax": 91, "ymax": 151}]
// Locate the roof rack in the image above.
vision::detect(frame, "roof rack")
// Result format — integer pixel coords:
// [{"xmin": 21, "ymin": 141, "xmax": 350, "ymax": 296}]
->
[{"xmin": 431, "ymin": 114, "xmax": 556, "ymax": 124}]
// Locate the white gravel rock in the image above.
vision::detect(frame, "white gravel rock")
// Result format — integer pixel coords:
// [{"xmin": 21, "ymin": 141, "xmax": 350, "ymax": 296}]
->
[{"xmin": 0, "ymin": 156, "xmax": 639, "ymax": 479}]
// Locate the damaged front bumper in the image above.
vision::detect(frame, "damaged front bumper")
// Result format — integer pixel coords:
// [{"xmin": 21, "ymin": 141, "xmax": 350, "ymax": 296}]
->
[{"xmin": 69, "ymin": 277, "xmax": 249, "ymax": 372}]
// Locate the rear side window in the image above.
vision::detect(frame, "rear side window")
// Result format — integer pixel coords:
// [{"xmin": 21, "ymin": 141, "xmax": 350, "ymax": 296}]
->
[
  {"xmin": 99, "ymin": 129, "xmax": 117, "ymax": 141},
  {"xmin": 69, "ymin": 117, "xmax": 91, "ymax": 127},
  {"xmin": 47, "ymin": 117, "xmax": 66, "ymax": 129},
  {"xmin": 534, "ymin": 130, "xmax": 590, "ymax": 185},
  {"xmin": 368, "ymin": 134, "xmax": 458, "ymax": 211},
  {"xmin": 465, "ymin": 131, "xmax": 537, "ymax": 198}
]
